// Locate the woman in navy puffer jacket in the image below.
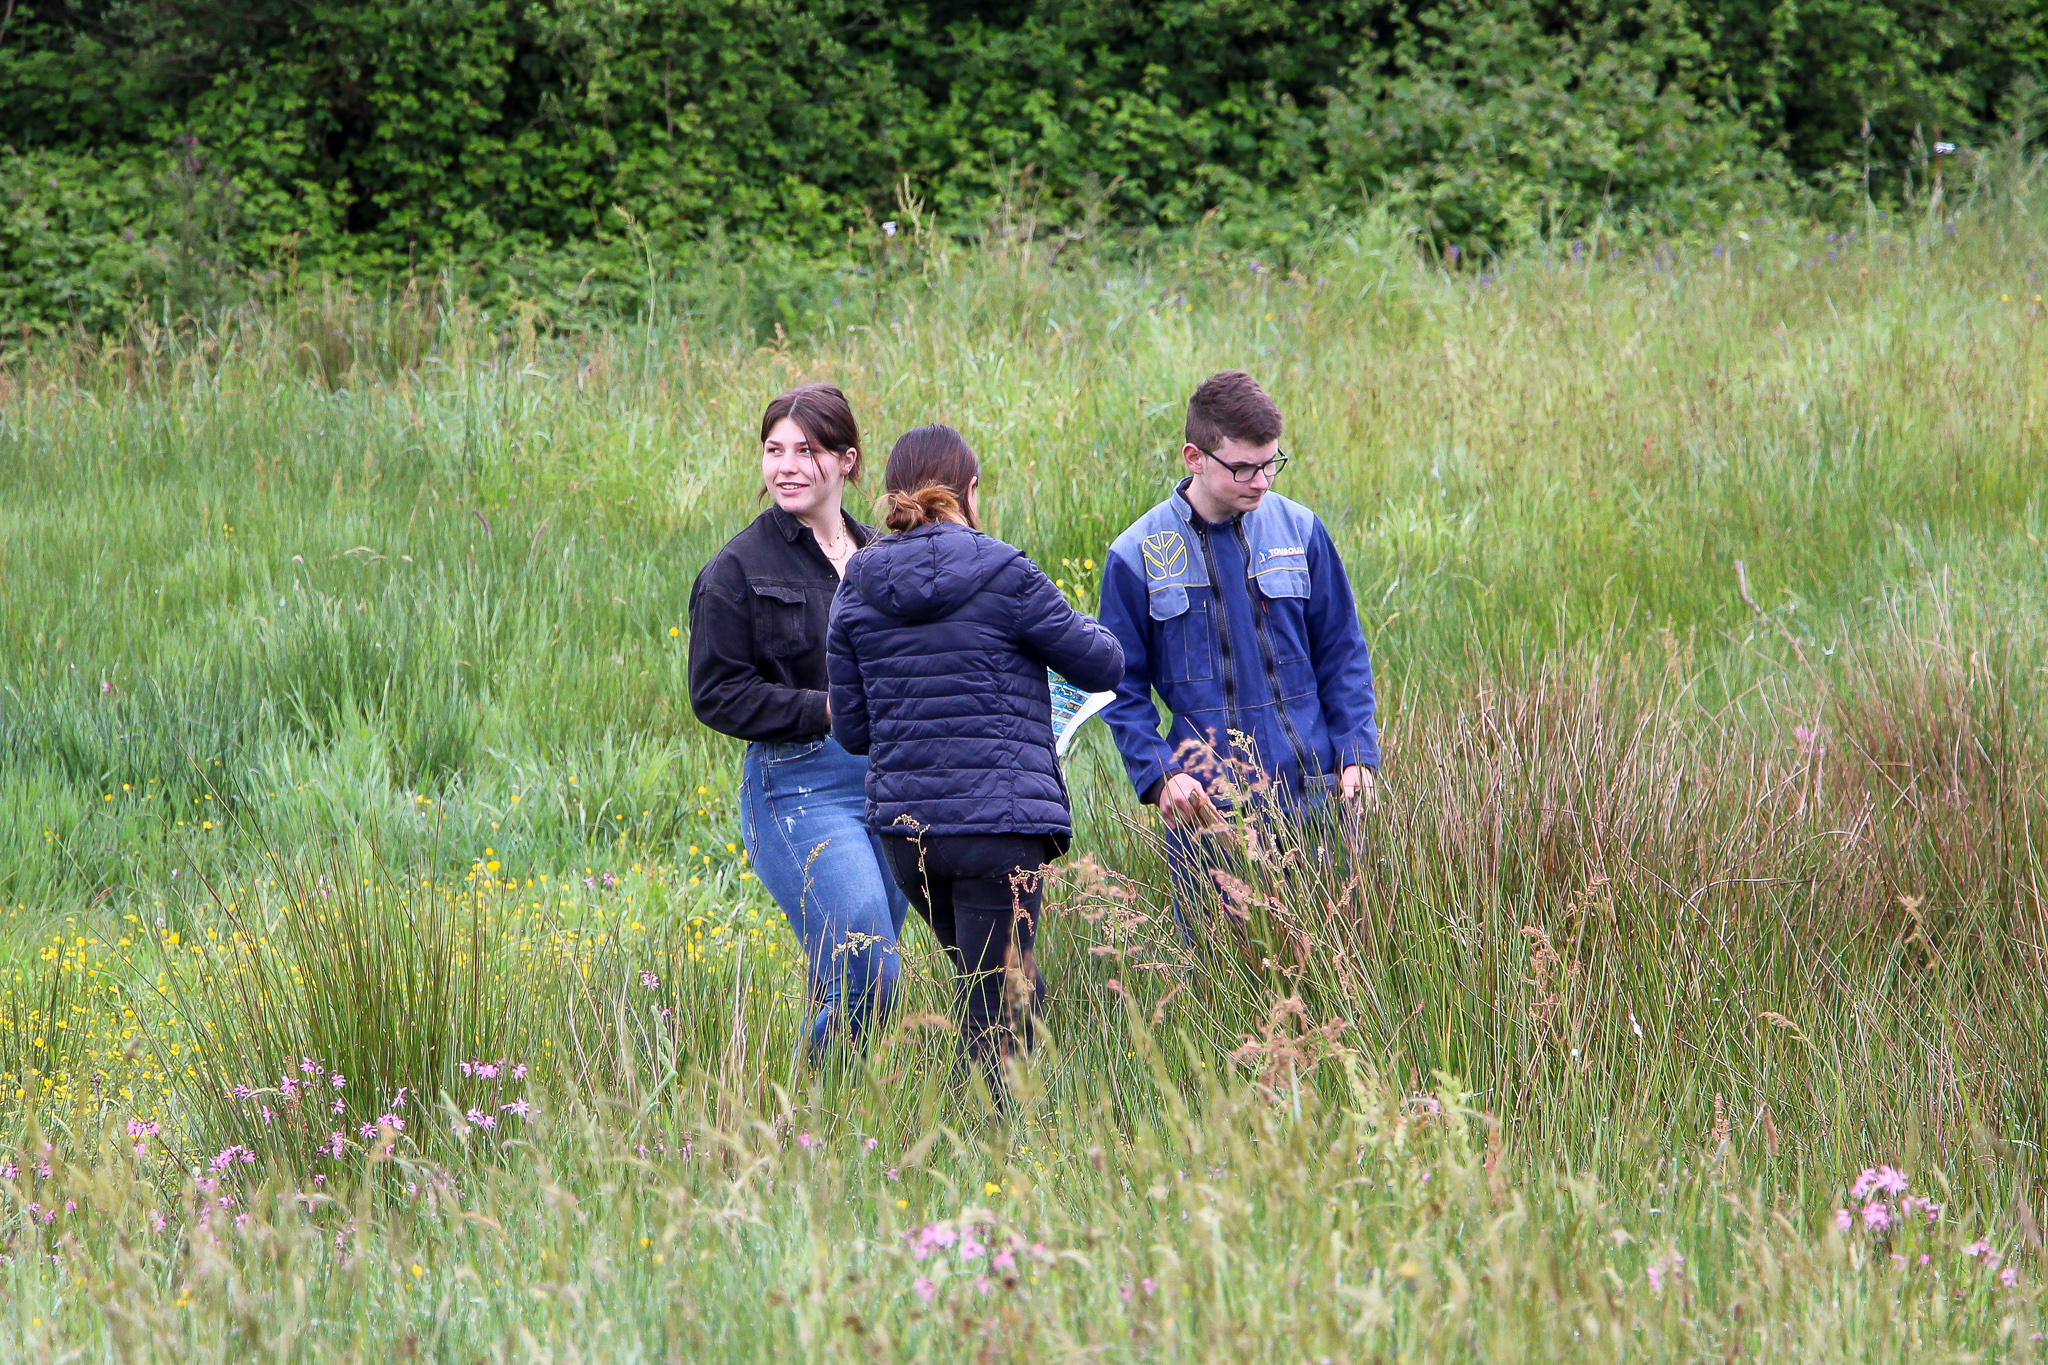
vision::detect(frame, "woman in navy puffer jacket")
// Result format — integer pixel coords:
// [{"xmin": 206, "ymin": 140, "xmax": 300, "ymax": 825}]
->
[{"xmin": 828, "ymin": 425, "xmax": 1123, "ymax": 1085}]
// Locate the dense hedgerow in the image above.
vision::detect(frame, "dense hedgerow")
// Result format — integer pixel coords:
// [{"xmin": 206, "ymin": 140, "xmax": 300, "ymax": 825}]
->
[{"xmin": 2, "ymin": 0, "xmax": 2041, "ymax": 331}]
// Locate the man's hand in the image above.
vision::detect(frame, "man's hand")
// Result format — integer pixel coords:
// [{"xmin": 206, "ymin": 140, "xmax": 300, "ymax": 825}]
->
[
  {"xmin": 1158, "ymin": 772, "xmax": 1222, "ymax": 829},
  {"xmin": 1339, "ymin": 764, "xmax": 1378, "ymax": 809}
]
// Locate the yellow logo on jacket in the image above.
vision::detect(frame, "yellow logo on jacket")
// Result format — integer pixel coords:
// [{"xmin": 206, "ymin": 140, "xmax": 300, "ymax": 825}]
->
[{"xmin": 1140, "ymin": 531, "xmax": 1186, "ymax": 580}]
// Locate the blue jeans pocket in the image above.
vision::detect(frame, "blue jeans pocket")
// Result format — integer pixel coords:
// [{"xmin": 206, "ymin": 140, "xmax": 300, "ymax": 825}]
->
[{"xmin": 762, "ymin": 738, "xmax": 826, "ymax": 765}]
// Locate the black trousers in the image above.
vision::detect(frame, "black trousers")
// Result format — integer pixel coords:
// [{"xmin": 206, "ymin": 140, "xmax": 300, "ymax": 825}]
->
[{"xmin": 881, "ymin": 833, "xmax": 1053, "ymax": 1076}]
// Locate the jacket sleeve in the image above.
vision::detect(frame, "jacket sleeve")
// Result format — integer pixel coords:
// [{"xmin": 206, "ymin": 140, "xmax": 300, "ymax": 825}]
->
[
  {"xmin": 1011, "ymin": 558, "xmax": 1125, "ymax": 694},
  {"xmin": 1095, "ymin": 551, "xmax": 1180, "ymax": 804},
  {"xmin": 1305, "ymin": 519, "xmax": 1381, "ymax": 771},
  {"xmin": 826, "ymin": 586, "xmax": 872, "ymax": 756},
  {"xmin": 687, "ymin": 556, "xmax": 830, "ymax": 742}
]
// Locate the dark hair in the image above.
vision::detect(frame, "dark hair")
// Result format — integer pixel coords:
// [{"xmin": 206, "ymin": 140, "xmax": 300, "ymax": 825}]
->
[
  {"xmin": 760, "ymin": 384, "xmax": 864, "ymax": 481},
  {"xmin": 1185, "ymin": 370, "xmax": 1283, "ymax": 452},
  {"xmin": 881, "ymin": 424, "xmax": 981, "ymax": 532}
]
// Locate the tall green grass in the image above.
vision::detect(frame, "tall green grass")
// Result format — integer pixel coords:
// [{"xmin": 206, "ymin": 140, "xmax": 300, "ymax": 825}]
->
[{"xmin": 0, "ymin": 197, "xmax": 2044, "ymax": 1358}]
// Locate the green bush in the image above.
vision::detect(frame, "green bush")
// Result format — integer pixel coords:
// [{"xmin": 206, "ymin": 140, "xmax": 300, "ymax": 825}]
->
[{"xmin": 0, "ymin": 0, "xmax": 2039, "ymax": 329}]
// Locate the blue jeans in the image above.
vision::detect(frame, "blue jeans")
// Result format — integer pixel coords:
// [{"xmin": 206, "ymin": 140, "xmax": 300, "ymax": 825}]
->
[{"xmin": 740, "ymin": 735, "xmax": 909, "ymax": 1060}]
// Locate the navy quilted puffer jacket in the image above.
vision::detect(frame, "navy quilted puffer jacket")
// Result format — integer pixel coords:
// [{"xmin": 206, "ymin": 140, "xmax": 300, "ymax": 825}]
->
[{"xmin": 827, "ymin": 521, "xmax": 1124, "ymax": 842}]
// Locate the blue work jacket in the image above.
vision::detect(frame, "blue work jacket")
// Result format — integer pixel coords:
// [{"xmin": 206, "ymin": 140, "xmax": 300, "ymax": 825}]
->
[{"xmin": 1098, "ymin": 481, "xmax": 1380, "ymax": 809}]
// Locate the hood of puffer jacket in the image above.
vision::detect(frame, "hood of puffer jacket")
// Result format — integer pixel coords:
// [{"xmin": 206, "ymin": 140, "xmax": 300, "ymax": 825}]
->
[{"xmin": 841, "ymin": 522, "xmax": 1022, "ymax": 624}]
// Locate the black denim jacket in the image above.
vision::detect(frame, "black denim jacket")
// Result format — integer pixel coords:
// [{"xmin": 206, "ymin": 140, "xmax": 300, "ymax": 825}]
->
[{"xmin": 687, "ymin": 506, "xmax": 876, "ymax": 742}]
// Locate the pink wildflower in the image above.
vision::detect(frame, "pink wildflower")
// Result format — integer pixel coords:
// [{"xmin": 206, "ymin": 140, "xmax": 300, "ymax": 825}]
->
[
  {"xmin": 1863, "ymin": 1202, "xmax": 1892, "ymax": 1231},
  {"xmin": 1851, "ymin": 1165, "xmax": 1909, "ymax": 1200},
  {"xmin": 797, "ymin": 1132, "xmax": 815, "ymax": 1150},
  {"xmin": 1647, "ymin": 1252, "xmax": 1684, "ymax": 1296},
  {"xmin": 960, "ymin": 1238, "xmax": 985, "ymax": 1261},
  {"xmin": 914, "ymin": 1277, "xmax": 935, "ymax": 1304},
  {"xmin": 2003, "ymin": 1267, "xmax": 2020, "ymax": 1287},
  {"xmin": 992, "ymin": 1249, "xmax": 1016, "ymax": 1271},
  {"xmin": 1834, "ymin": 1209, "xmax": 1854, "ymax": 1232},
  {"xmin": 974, "ymin": 1275, "xmax": 991, "ymax": 1295},
  {"xmin": 500, "ymin": 1099, "xmax": 532, "ymax": 1118},
  {"xmin": 512, "ymin": 1064, "xmax": 528, "ymax": 1080},
  {"xmin": 641, "ymin": 971, "xmax": 660, "ymax": 989},
  {"xmin": 864, "ymin": 1137, "xmax": 878, "ymax": 1152},
  {"xmin": 330, "ymin": 1073, "xmax": 346, "ymax": 1089},
  {"xmin": 1141, "ymin": 1277, "xmax": 1158, "ymax": 1296},
  {"xmin": 1965, "ymin": 1238, "xmax": 1992, "ymax": 1258}
]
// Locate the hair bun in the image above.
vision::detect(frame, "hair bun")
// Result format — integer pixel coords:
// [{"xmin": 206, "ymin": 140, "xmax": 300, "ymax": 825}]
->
[{"xmin": 882, "ymin": 485, "xmax": 963, "ymax": 532}]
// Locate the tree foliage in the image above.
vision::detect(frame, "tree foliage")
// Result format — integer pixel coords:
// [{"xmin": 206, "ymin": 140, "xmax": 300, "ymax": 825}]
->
[{"xmin": 1, "ymin": 0, "xmax": 2037, "ymax": 328}]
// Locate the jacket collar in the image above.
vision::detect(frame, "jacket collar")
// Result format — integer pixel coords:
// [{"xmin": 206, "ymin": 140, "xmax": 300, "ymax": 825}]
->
[
  {"xmin": 1171, "ymin": 476, "xmax": 1242, "ymax": 530},
  {"xmin": 769, "ymin": 505, "xmax": 872, "ymax": 546}
]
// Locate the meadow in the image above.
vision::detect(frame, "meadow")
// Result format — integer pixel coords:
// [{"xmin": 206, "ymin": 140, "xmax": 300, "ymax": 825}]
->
[{"xmin": 0, "ymin": 184, "xmax": 2045, "ymax": 1360}]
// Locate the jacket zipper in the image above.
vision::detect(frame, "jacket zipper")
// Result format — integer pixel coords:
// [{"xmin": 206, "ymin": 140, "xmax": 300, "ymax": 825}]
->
[
  {"xmin": 1192, "ymin": 523, "xmax": 1243, "ymax": 767},
  {"xmin": 1234, "ymin": 520, "xmax": 1318, "ymax": 788}
]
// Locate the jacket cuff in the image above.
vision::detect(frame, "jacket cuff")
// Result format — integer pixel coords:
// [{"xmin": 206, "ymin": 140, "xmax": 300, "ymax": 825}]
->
[
  {"xmin": 1132, "ymin": 751, "xmax": 1178, "ymax": 805},
  {"xmin": 1337, "ymin": 730, "xmax": 1381, "ymax": 772},
  {"xmin": 800, "ymin": 689, "xmax": 831, "ymax": 738}
]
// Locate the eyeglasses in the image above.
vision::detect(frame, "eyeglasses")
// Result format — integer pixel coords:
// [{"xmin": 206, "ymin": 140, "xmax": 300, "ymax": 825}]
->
[{"xmin": 1198, "ymin": 447, "xmax": 1290, "ymax": 483}]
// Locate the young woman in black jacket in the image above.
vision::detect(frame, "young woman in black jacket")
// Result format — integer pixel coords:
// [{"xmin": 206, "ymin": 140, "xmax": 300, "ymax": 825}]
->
[
  {"xmin": 688, "ymin": 385, "xmax": 907, "ymax": 1060},
  {"xmin": 827, "ymin": 425, "xmax": 1123, "ymax": 1086}
]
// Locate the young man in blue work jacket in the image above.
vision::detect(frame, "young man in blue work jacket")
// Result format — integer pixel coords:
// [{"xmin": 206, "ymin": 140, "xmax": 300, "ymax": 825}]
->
[{"xmin": 1097, "ymin": 370, "xmax": 1380, "ymax": 924}]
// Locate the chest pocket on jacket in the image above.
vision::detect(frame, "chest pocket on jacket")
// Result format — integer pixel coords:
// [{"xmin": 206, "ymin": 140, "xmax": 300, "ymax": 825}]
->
[
  {"xmin": 1148, "ymin": 586, "xmax": 1214, "ymax": 683},
  {"xmin": 747, "ymin": 579, "xmax": 810, "ymax": 657},
  {"xmin": 1254, "ymin": 563, "xmax": 1312, "ymax": 664}
]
